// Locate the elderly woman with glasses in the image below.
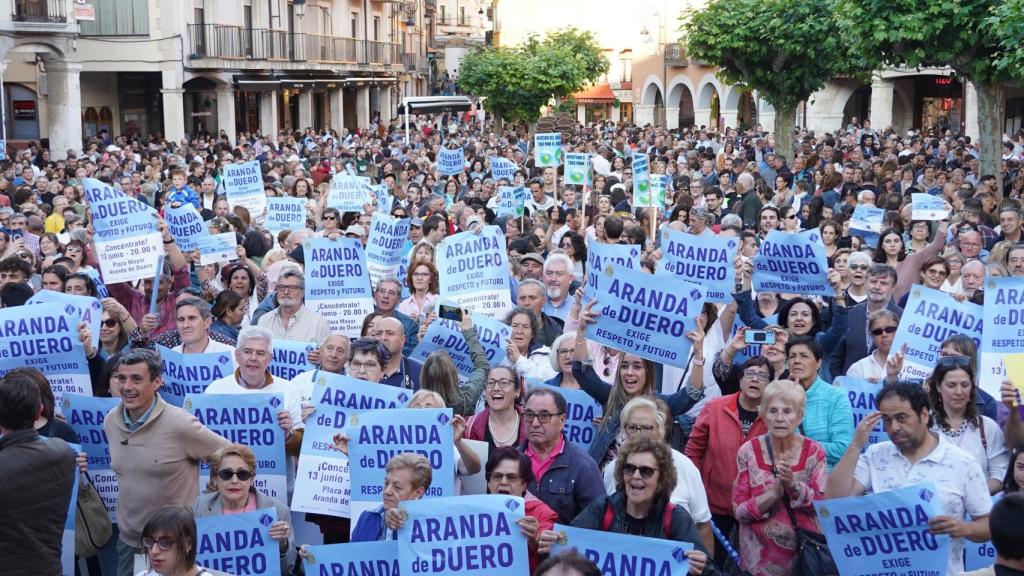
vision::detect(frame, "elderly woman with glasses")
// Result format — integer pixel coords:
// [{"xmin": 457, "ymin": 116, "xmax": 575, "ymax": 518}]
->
[
  {"xmin": 732, "ymin": 380, "xmax": 828, "ymax": 576},
  {"xmin": 485, "ymin": 446, "xmax": 558, "ymax": 572},
  {"xmin": 600, "ymin": 397, "xmax": 714, "ymax": 553},
  {"xmin": 927, "ymin": 357, "xmax": 1009, "ymax": 494},
  {"xmin": 538, "ymin": 436, "xmax": 711, "ymax": 575},
  {"xmin": 193, "ymin": 444, "xmax": 295, "ymax": 574}
]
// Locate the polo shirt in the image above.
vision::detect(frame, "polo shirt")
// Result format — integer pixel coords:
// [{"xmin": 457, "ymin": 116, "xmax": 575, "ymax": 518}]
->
[
  {"xmin": 854, "ymin": 435, "xmax": 993, "ymax": 576},
  {"xmin": 526, "ymin": 436, "xmax": 566, "ymax": 482}
]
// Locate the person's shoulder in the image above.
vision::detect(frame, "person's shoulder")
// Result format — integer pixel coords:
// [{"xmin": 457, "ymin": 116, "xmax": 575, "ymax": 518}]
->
[{"xmin": 703, "ymin": 393, "xmax": 736, "ymax": 411}]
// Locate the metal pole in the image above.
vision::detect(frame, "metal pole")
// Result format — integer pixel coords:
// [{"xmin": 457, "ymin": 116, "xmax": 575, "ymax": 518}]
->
[
  {"xmin": 0, "ymin": 69, "xmax": 7, "ymax": 156},
  {"xmin": 404, "ymin": 97, "xmax": 410, "ymax": 145}
]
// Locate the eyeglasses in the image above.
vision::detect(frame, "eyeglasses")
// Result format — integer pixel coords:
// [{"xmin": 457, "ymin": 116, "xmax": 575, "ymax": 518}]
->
[
  {"xmin": 622, "ymin": 464, "xmax": 657, "ymax": 479},
  {"xmin": 490, "ymin": 472, "xmax": 521, "ymax": 483},
  {"xmin": 848, "ymin": 264, "xmax": 869, "ymax": 271},
  {"xmin": 102, "ymin": 319, "xmax": 119, "ymax": 328},
  {"xmin": 870, "ymin": 325, "xmax": 898, "ymax": 336},
  {"xmin": 742, "ymin": 369, "xmax": 770, "ymax": 382},
  {"xmin": 485, "ymin": 379, "xmax": 515, "ymax": 390},
  {"xmin": 216, "ymin": 468, "xmax": 253, "ymax": 482},
  {"xmin": 277, "ymin": 284, "xmax": 303, "ymax": 293},
  {"xmin": 349, "ymin": 360, "xmax": 381, "ymax": 371},
  {"xmin": 142, "ymin": 537, "xmax": 176, "ymax": 551},
  {"xmin": 925, "ymin": 268, "xmax": 948, "ymax": 276},
  {"xmin": 323, "ymin": 215, "xmax": 337, "ymax": 221},
  {"xmin": 522, "ymin": 411, "xmax": 563, "ymax": 423},
  {"xmin": 624, "ymin": 424, "xmax": 656, "ymax": 435},
  {"xmin": 937, "ymin": 355, "xmax": 972, "ymax": 369},
  {"xmin": 412, "ymin": 272, "xmax": 431, "ymax": 278},
  {"xmin": 786, "ymin": 214, "xmax": 798, "ymax": 220}
]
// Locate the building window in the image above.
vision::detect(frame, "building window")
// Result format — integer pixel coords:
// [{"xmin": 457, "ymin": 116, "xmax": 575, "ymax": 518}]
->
[
  {"xmin": 351, "ymin": 12, "xmax": 358, "ymax": 37},
  {"xmin": 459, "ymin": 6, "xmax": 466, "ymax": 25},
  {"xmin": 619, "ymin": 50, "xmax": 632, "ymax": 84},
  {"xmin": 439, "ymin": 5, "xmax": 446, "ymax": 24},
  {"xmin": 373, "ymin": 16, "xmax": 380, "ymax": 40},
  {"xmin": 80, "ymin": 0, "xmax": 150, "ymax": 35}
]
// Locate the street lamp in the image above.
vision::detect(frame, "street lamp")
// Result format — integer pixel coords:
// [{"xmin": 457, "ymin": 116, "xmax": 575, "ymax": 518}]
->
[{"xmin": 294, "ymin": 0, "xmax": 306, "ymax": 20}]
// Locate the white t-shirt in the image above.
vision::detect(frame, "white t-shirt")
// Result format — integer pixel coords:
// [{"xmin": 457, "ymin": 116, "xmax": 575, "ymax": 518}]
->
[
  {"xmin": 602, "ymin": 448, "xmax": 712, "ymax": 524},
  {"xmin": 932, "ymin": 416, "xmax": 1009, "ymax": 483},
  {"xmin": 205, "ymin": 372, "xmax": 304, "ymax": 431},
  {"xmin": 846, "ymin": 353, "xmax": 885, "ymax": 382}
]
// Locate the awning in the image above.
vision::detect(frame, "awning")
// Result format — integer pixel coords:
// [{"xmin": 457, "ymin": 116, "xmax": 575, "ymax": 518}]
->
[
  {"xmin": 573, "ymin": 83, "xmax": 616, "ymax": 104},
  {"xmin": 278, "ymin": 74, "xmax": 344, "ymax": 90},
  {"xmin": 397, "ymin": 96, "xmax": 474, "ymax": 115},
  {"xmin": 233, "ymin": 74, "xmax": 279, "ymax": 92}
]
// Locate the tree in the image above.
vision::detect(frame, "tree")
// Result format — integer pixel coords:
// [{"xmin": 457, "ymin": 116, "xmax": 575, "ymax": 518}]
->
[
  {"xmin": 683, "ymin": 0, "xmax": 862, "ymax": 159},
  {"xmin": 837, "ymin": 0, "xmax": 1023, "ymax": 191},
  {"xmin": 459, "ymin": 28, "xmax": 608, "ymax": 125}
]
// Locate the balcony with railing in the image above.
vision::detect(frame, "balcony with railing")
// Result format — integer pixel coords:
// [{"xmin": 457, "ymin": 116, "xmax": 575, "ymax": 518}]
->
[
  {"xmin": 12, "ymin": 0, "xmax": 67, "ymax": 24},
  {"xmin": 187, "ymin": 23, "xmax": 400, "ymax": 67},
  {"xmin": 402, "ymin": 52, "xmax": 429, "ymax": 73}
]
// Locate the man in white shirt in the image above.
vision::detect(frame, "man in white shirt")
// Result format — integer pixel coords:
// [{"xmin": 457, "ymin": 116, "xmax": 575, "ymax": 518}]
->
[
  {"xmin": 525, "ymin": 178, "xmax": 555, "ymax": 216},
  {"xmin": 256, "ymin": 269, "xmax": 330, "ymax": 343},
  {"xmin": 827, "ymin": 383, "xmax": 991, "ymax": 576},
  {"xmin": 172, "ymin": 297, "xmax": 236, "ymax": 359},
  {"xmin": 206, "ymin": 326, "xmax": 304, "ymax": 459}
]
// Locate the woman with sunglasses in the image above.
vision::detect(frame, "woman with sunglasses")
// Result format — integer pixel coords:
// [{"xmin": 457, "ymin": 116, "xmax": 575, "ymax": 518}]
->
[
  {"xmin": 194, "ymin": 444, "xmax": 295, "ymax": 574},
  {"xmin": 317, "ymin": 207, "xmax": 343, "ymax": 238},
  {"xmin": 98, "ymin": 308, "xmax": 134, "ymax": 361},
  {"xmin": 538, "ymin": 436, "xmax": 711, "ymax": 575},
  {"xmin": 137, "ymin": 507, "xmax": 217, "ymax": 576},
  {"xmin": 847, "ymin": 309, "xmax": 899, "ymax": 382},
  {"xmin": 927, "ymin": 359, "xmax": 1009, "ymax": 494}
]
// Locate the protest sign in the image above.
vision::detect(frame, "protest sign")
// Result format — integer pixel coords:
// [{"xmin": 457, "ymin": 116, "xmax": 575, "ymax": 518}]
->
[
  {"xmin": 438, "ymin": 147, "xmax": 466, "ymax": 176},
  {"xmin": 370, "ymin": 184, "xmax": 393, "ymax": 216},
  {"xmin": 64, "ymin": 394, "xmax": 120, "ymax": 520},
  {"xmin": 534, "ymin": 133, "xmax": 562, "ymax": 167},
  {"xmin": 753, "ymin": 229, "xmax": 832, "ymax": 297},
  {"xmin": 157, "ymin": 344, "xmax": 235, "ymax": 407},
  {"xmin": 397, "ymin": 495, "xmax": 529, "ymax": 575},
  {"xmin": 165, "ymin": 201, "xmax": 209, "ymax": 251},
  {"xmin": 980, "ymin": 277, "xmax": 1024, "ymax": 396},
  {"xmin": 657, "ymin": 228, "xmax": 738, "ymax": 303},
  {"xmin": 328, "ymin": 173, "xmax": 370, "ymax": 212},
  {"xmin": 815, "ymin": 483, "xmax": 950, "ymax": 576},
  {"xmin": 292, "ymin": 374, "xmax": 411, "ymax": 517},
  {"xmin": 61, "ymin": 442, "xmax": 81, "ymax": 576},
  {"xmin": 835, "ymin": 376, "xmax": 888, "ymax": 449},
  {"xmin": 83, "ymin": 177, "xmax": 162, "ymax": 283},
  {"xmin": 644, "ymin": 174, "xmax": 669, "ymax": 209},
  {"xmin": 565, "ymin": 153, "xmax": 590, "ymax": 186},
  {"xmin": 551, "ymin": 523, "xmax": 692, "ymax": 576},
  {"xmin": 0, "ymin": 303, "xmax": 90, "ymax": 412},
  {"xmin": 489, "ymin": 156, "xmax": 518, "ymax": 182},
  {"xmin": 584, "ymin": 262, "xmax": 704, "ymax": 368},
  {"xmin": 526, "ymin": 380, "xmax": 602, "ymax": 450},
  {"xmin": 587, "ymin": 241, "xmax": 640, "ymax": 274},
  {"xmin": 185, "ymin": 393, "xmax": 287, "ymax": 501},
  {"xmin": 496, "ymin": 185, "xmax": 528, "ymax": 218},
  {"xmin": 223, "ymin": 161, "xmax": 267, "ymax": 220},
  {"xmin": 437, "ymin": 225, "xmax": 513, "ymax": 318},
  {"xmin": 349, "ymin": 408, "xmax": 455, "ymax": 529},
  {"xmin": 632, "ymin": 154, "xmax": 652, "ymax": 206},
  {"xmin": 196, "ymin": 508, "xmax": 281, "ymax": 576},
  {"xmin": 964, "ymin": 496, "xmax": 1000, "ymax": 571},
  {"xmin": 269, "ymin": 339, "xmax": 315, "ymax": 381},
  {"xmin": 366, "ymin": 213, "xmax": 411, "ymax": 288},
  {"xmin": 265, "ymin": 197, "xmax": 308, "ymax": 233},
  {"xmin": 850, "ymin": 204, "xmax": 885, "ymax": 246},
  {"xmin": 409, "ymin": 316, "xmax": 511, "ymax": 379},
  {"xmin": 890, "ymin": 285, "xmax": 983, "ymax": 381},
  {"xmin": 195, "ymin": 232, "xmax": 238, "ymax": 265},
  {"xmin": 27, "ymin": 289, "xmax": 102, "ymax": 350},
  {"xmin": 304, "ymin": 237, "xmax": 375, "ymax": 338},
  {"xmin": 911, "ymin": 193, "xmax": 949, "ymax": 221},
  {"xmin": 304, "ymin": 541, "xmax": 398, "ymax": 576}
]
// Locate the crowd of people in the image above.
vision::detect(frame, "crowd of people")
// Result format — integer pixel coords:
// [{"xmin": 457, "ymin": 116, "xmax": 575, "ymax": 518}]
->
[{"xmin": 2, "ymin": 110, "xmax": 1024, "ymax": 576}]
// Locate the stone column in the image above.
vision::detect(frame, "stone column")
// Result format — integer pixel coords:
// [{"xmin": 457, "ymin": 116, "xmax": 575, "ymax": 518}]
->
[
  {"xmin": 634, "ymin": 104, "xmax": 654, "ymax": 126},
  {"xmin": 964, "ymin": 80, "xmax": 979, "ymax": 142},
  {"xmin": 693, "ymin": 107, "xmax": 711, "ymax": 129},
  {"xmin": 720, "ymin": 110, "xmax": 738, "ymax": 130},
  {"xmin": 577, "ymin": 102, "xmax": 586, "ymax": 124},
  {"xmin": 215, "ymin": 86, "xmax": 237, "ymax": 143},
  {"xmin": 298, "ymin": 90, "xmax": 313, "ymax": 130},
  {"xmin": 356, "ymin": 86, "xmax": 370, "ymax": 129},
  {"xmin": 329, "ymin": 88, "xmax": 344, "ymax": 131},
  {"xmin": 665, "ymin": 106, "xmax": 679, "ymax": 130},
  {"xmin": 260, "ymin": 90, "xmax": 280, "ymax": 136},
  {"xmin": 379, "ymin": 87, "xmax": 393, "ymax": 123},
  {"xmin": 46, "ymin": 60, "xmax": 83, "ymax": 156},
  {"xmin": 160, "ymin": 70, "xmax": 185, "ymax": 143},
  {"xmin": 869, "ymin": 76, "xmax": 894, "ymax": 131}
]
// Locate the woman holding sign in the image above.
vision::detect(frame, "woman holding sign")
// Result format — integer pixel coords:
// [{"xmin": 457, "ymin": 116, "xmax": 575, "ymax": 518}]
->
[
  {"xmin": 927, "ymin": 359, "xmax": 1009, "ymax": 494},
  {"xmin": 872, "ymin": 221, "xmax": 948, "ymax": 303},
  {"xmin": 194, "ymin": 444, "xmax": 295, "ymax": 575},
  {"xmin": 539, "ymin": 436, "xmax": 712, "ymax": 575}
]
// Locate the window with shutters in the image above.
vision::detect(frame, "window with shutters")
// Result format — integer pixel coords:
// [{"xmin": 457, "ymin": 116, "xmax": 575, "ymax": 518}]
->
[{"xmin": 79, "ymin": 0, "xmax": 149, "ymax": 35}]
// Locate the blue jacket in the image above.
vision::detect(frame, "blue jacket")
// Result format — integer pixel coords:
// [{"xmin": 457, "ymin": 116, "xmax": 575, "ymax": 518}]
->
[
  {"xmin": 167, "ymin": 185, "xmax": 200, "ymax": 209},
  {"xmin": 573, "ymin": 361, "xmax": 702, "ymax": 465},
  {"xmin": 524, "ymin": 437, "xmax": 606, "ymax": 524},
  {"xmin": 351, "ymin": 505, "xmax": 392, "ymax": 542},
  {"xmin": 802, "ymin": 377, "xmax": 854, "ymax": 469}
]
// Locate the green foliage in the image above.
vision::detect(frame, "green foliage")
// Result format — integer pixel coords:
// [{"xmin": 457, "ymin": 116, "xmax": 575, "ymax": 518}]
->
[
  {"xmin": 682, "ymin": 0, "xmax": 863, "ymax": 113},
  {"xmin": 987, "ymin": 0, "xmax": 1024, "ymax": 78},
  {"xmin": 458, "ymin": 28, "xmax": 609, "ymax": 123}
]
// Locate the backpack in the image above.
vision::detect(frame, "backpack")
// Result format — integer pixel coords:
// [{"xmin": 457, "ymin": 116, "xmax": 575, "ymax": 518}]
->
[{"xmin": 601, "ymin": 499, "xmax": 675, "ymax": 536}]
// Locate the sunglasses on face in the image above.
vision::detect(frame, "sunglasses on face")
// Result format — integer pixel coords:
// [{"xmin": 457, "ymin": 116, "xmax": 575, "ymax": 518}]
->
[
  {"xmin": 102, "ymin": 319, "xmax": 119, "ymax": 328},
  {"xmin": 870, "ymin": 325, "xmax": 897, "ymax": 336},
  {"xmin": 937, "ymin": 355, "xmax": 971, "ymax": 369},
  {"xmin": 216, "ymin": 468, "xmax": 253, "ymax": 482},
  {"xmin": 622, "ymin": 463, "xmax": 657, "ymax": 479}
]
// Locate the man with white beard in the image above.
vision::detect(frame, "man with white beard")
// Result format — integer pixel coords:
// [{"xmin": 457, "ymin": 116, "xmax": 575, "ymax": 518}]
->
[{"xmin": 542, "ymin": 252, "xmax": 575, "ymax": 321}]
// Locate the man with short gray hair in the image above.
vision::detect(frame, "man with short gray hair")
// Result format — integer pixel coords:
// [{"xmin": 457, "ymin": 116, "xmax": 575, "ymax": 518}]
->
[
  {"xmin": 542, "ymin": 253, "xmax": 575, "ymax": 321},
  {"xmin": 517, "ymin": 278, "xmax": 564, "ymax": 346},
  {"xmin": 688, "ymin": 206, "xmax": 713, "ymax": 236},
  {"xmin": 257, "ymin": 269, "xmax": 330, "ymax": 343}
]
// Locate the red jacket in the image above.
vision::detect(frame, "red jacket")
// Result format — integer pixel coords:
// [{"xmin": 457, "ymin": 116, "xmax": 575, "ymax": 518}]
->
[
  {"xmin": 525, "ymin": 494, "xmax": 558, "ymax": 572},
  {"xmin": 465, "ymin": 405, "xmax": 526, "ymax": 445},
  {"xmin": 684, "ymin": 392, "xmax": 767, "ymax": 516}
]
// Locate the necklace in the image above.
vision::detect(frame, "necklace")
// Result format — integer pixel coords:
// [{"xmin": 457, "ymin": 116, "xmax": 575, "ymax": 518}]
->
[{"xmin": 488, "ymin": 412, "xmax": 520, "ymax": 446}]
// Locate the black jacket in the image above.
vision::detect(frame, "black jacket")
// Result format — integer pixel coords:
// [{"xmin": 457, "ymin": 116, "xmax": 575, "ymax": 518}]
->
[
  {"xmin": 573, "ymin": 492, "xmax": 718, "ymax": 575},
  {"xmin": 0, "ymin": 429, "xmax": 76, "ymax": 576}
]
